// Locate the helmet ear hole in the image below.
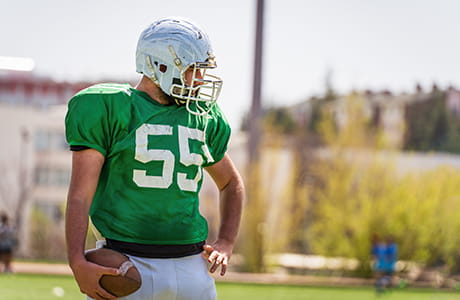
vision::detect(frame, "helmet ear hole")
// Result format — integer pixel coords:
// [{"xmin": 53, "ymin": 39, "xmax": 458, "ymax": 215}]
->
[{"xmin": 159, "ymin": 64, "xmax": 167, "ymax": 73}]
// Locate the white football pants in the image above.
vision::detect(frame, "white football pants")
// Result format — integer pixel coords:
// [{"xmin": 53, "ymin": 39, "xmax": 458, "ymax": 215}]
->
[{"xmin": 87, "ymin": 253, "xmax": 216, "ymax": 300}]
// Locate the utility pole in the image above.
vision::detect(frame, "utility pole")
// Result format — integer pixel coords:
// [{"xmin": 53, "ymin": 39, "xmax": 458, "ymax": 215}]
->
[
  {"xmin": 244, "ymin": 0, "xmax": 266, "ymax": 273},
  {"xmin": 248, "ymin": 0, "xmax": 265, "ymax": 162}
]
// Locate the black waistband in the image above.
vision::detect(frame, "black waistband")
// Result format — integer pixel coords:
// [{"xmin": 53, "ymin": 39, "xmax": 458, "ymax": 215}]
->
[{"xmin": 105, "ymin": 239, "xmax": 205, "ymax": 258}]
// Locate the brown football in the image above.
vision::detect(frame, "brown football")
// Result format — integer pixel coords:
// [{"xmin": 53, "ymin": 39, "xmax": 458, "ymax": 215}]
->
[{"xmin": 84, "ymin": 248, "xmax": 142, "ymax": 297}]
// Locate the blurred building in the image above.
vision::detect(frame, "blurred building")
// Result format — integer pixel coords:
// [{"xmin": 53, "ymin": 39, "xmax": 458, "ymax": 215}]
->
[
  {"xmin": 0, "ymin": 73, "xmax": 89, "ymax": 108},
  {"xmin": 0, "ymin": 71, "xmax": 90, "ymax": 257}
]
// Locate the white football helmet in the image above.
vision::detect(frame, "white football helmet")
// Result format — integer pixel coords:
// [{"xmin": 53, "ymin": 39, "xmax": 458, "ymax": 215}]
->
[{"xmin": 136, "ymin": 17, "xmax": 223, "ymax": 116}]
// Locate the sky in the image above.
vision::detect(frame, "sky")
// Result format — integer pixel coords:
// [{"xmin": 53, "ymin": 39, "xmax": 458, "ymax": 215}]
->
[{"xmin": 1, "ymin": 0, "xmax": 459, "ymax": 127}]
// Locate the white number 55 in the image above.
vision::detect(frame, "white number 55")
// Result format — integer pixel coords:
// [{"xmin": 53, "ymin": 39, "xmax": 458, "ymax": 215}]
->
[{"xmin": 132, "ymin": 124, "xmax": 213, "ymax": 192}]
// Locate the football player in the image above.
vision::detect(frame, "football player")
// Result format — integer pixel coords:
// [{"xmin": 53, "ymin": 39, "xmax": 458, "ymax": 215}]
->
[{"xmin": 65, "ymin": 17, "xmax": 244, "ymax": 300}]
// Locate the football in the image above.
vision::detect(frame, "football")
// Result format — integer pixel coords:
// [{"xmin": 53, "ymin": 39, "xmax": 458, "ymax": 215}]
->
[{"xmin": 85, "ymin": 248, "xmax": 142, "ymax": 297}]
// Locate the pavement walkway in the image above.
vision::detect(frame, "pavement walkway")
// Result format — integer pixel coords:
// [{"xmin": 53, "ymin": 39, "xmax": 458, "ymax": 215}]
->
[
  {"xmin": 11, "ymin": 261, "xmax": 374, "ymax": 287},
  {"xmin": 12, "ymin": 261, "xmax": 72, "ymax": 276}
]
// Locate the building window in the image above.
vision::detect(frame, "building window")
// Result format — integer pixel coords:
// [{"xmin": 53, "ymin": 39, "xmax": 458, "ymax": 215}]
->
[
  {"xmin": 35, "ymin": 130, "xmax": 68, "ymax": 152},
  {"xmin": 34, "ymin": 167, "xmax": 70, "ymax": 186}
]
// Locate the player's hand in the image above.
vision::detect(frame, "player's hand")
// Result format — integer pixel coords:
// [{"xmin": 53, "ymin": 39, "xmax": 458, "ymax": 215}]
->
[
  {"xmin": 71, "ymin": 258, "xmax": 120, "ymax": 300},
  {"xmin": 202, "ymin": 239, "xmax": 234, "ymax": 276}
]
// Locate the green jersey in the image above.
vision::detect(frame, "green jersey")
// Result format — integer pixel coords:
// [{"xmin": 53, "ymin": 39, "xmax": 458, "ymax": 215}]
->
[{"xmin": 65, "ymin": 83, "xmax": 231, "ymax": 245}]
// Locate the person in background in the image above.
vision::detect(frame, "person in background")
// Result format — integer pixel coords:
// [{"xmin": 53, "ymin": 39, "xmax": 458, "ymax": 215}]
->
[
  {"xmin": 371, "ymin": 233, "xmax": 387, "ymax": 294},
  {"xmin": 383, "ymin": 235, "xmax": 398, "ymax": 288},
  {"xmin": 0, "ymin": 213, "xmax": 16, "ymax": 273}
]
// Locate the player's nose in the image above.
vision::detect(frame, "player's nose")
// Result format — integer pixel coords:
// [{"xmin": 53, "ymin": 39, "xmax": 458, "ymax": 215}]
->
[{"xmin": 193, "ymin": 70, "xmax": 205, "ymax": 87}]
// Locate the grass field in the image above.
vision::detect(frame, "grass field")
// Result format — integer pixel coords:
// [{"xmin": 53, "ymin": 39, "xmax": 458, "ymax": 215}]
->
[{"xmin": 1, "ymin": 273, "xmax": 460, "ymax": 300}]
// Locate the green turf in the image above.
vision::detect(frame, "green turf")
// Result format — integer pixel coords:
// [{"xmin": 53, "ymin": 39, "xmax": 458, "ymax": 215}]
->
[
  {"xmin": 0, "ymin": 273, "xmax": 459, "ymax": 300},
  {"xmin": 0, "ymin": 274, "xmax": 82, "ymax": 300},
  {"xmin": 217, "ymin": 282, "xmax": 460, "ymax": 300}
]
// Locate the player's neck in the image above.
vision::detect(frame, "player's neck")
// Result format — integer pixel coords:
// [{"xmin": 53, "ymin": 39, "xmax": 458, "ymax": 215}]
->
[{"xmin": 135, "ymin": 76, "xmax": 171, "ymax": 105}]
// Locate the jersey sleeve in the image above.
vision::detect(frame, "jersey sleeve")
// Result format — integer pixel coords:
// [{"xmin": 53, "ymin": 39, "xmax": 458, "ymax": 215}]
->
[
  {"xmin": 203, "ymin": 105, "xmax": 231, "ymax": 167},
  {"xmin": 65, "ymin": 93, "xmax": 111, "ymax": 156}
]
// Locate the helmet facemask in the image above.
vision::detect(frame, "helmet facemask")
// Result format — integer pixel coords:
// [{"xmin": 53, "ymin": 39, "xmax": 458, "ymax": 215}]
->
[{"xmin": 170, "ymin": 61, "xmax": 223, "ymax": 116}]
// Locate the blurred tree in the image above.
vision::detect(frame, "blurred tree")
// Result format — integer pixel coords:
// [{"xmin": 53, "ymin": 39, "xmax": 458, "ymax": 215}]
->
[
  {"xmin": 305, "ymin": 92, "xmax": 380, "ymax": 276},
  {"xmin": 247, "ymin": 85, "xmax": 460, "ymax": 277},
  {"xmin": 404, "ymin": 89, "xmax": 446, "ymax": 151},
  {"xmin": 29, "ymin": 208, "xmax": 66, "ymax": 260},
  {"xmin": 404, "ymin": 87, "xmax": 460, "ymax": 153},
  {"xmin": 263, "ymin": 106, "xmax": 297, "ymax": 135},
  {"xmin": 240, "ymin": 164, "xmax": 267, "ymax": 273},
  {"xmin": 305, "ymin": 93, "xmax": 460, "ymax": 275}
]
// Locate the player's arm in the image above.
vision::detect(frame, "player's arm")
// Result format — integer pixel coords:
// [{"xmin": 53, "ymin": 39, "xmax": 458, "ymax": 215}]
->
[
  {"xmin": 203, "ymin": 153, "xmax": 244, "ymax": 276},
  {"xmin": 66, "ymin": 149, "xmax": 120, "ymax": 300}
]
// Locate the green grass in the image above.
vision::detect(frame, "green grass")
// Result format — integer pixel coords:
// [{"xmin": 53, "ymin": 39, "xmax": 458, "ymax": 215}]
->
[
  {"xmin": 0, "ymin": 273, "xmax": 459, "ymax": 300},
  {"xmin": 217, "ymin": 282, "xmax": 460, "ymax": 300},
  {"xmin": 0, "ymin": 274, "xmax": 81, "ymax": 300}
]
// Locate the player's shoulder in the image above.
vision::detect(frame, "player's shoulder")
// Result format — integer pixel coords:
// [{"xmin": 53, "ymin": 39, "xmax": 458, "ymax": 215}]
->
[
  {"xmin": 69, "ymin": 83, "xmax": 134, "ymax": 111},
  {"xmin": 207, "ymin": 104, "xmax": 230, "ymax": 126},
  {"xmin": 207, "ymin": 103, "xmax": 226, "ymax": 120},
  {"xmin": 74, "ymin": 83, "xmax": 133, "ymax": 98}
]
